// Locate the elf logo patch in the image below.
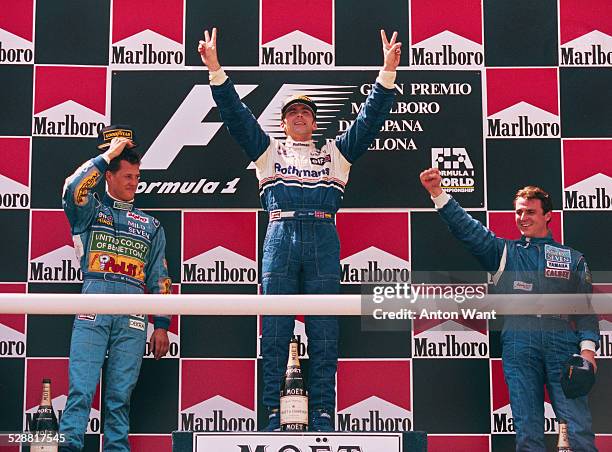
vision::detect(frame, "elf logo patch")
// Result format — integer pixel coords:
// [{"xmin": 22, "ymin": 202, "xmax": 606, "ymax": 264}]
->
[
  {"xmin": 559, "ymin": 0, "xmax": 612, "ymax": 66},
  {"xmin": 111, "ymin": 0, "xmax": 184, "ymax": 68},
  {"xmin": 0, "ymin": 0, "xmax": 34, "ymax": 64},
  {"xmin": 0, "ymin": 138, "xmax": 30, "ymax": 209},
  {"xmin": 33, "ymin": 66, "xmax": 108, "ymax": 137},
  {"xmin": 182, "ymin": 212, "xmax": 257, "ymax": 284},
  {"xmin": 260, "ymin": 0, "xmax": 334, "ymax": 67},
  {"xmin": 411, "ymin": 0, "xmax": 483, "ymax": 68},
  {"xmin": 486, "ymin": 69, "xmax": 560, "ymax": 138}
]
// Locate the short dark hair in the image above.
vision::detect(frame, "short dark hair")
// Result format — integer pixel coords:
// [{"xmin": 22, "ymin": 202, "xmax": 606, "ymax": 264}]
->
[
  {"xmin": 107, "ymin": 148, "xmax": 141, "ymax": 173},
  {"xmin": 514, "ymin": 186, "xmax": 553, "ymax": 214}
]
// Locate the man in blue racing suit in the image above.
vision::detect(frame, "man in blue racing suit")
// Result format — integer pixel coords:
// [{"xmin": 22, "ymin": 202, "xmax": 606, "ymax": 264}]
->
[
  {"xmin": 420, "ymin": 167, "xmax": 599, "ymax": 451},
  {"xmin": 198, "ymin": 28, "xmax": 401, "ymax": 431},
  {"xmin": 59, "ymin": 127, "xmax": 172, "ymax": 452}
]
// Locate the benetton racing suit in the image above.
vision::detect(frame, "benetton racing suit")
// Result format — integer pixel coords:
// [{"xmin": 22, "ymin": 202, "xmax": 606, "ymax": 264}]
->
[
  {"xmin": 60, "ymin": 154, "xmax": 171, "ymax": 452},
  {"xmin": 210, "ymin": 70, "xmax": 396, "ymax": 415},
  {"xmin": 432, "ymin": 192, "xmax": 599, "ymax": 452}
]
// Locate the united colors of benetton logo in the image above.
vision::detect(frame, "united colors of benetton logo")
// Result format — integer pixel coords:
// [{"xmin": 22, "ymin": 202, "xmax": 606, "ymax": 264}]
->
[
  {"xmin": 33, "ymin": 66, "xmax": 108, "ymax": 137},
  {"xmin": 111, "ymin": 0, "xmax": 184, "ymax": 68},
  {"xmin": 491, "ymin": 359, "xmax": 558, "ymax": 434},
  {"xmin": 410, "ymin": 0, "xmax": 483, "ymax": 68},
  {"xmin": 0, "ymin": 0, "xmax": 34, "ymax": 64},
  {"xmin": 336, "ymin": 213, "xmax": 410, "ymax": 284},
  {"xmin": 563, "ymin": 140, "xmax": 612, "ymax": 210},
  {"xmin": 337, "ymin": 361, "xmax": 412, "ymax": 432},
  {"xmin": 0, "ymin": 138, "xmax": 30, "ymax": 209},
  {"xmin": 180, "ymin": 360, "xmax": 256, "ymax": 431},
  {"xmin": 182, "ymin": 212, "xmax": 257, "ymax": 284},
  {"xmin": 29, "ymin": 210, "xmax": 82, "ymax": 283},
  {"xmin": 25, "ymin": 359, "xmax": 101, "ymax": 433},
  {"xmin": 560, "ymin": 0, "xmax": 612, "ymax": 66},
  {"xmin": 260, "ymin": 0, "xmax": 334, "ymax": 67},
  {"xmin": 412, "ymin": 287, "xmax": 488, "ymax": 358},
  {"xmin": 486, "ymin": 69, "xmax": 559, "ymax": 138}
]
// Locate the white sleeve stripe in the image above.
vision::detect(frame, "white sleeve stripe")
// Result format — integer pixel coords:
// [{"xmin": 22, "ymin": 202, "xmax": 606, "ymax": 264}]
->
[{"xmin": 490, "ymin": 243, "xmax": 507, "ymax": 286}]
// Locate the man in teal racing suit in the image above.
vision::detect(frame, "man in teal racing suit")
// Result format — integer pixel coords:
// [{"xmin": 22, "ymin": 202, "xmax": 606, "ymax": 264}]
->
[{"xmin": 59, "ymin": 126, "xmax": 171, "ymax": 452}]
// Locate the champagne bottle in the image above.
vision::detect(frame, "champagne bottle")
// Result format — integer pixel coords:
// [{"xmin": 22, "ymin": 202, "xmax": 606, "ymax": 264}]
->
[
  {"xmin": 557, "ymin": 419, "xmax": 572, "ymax": 452},
  {"xmin": 31, "ymin": 378, "xmax": 59, "ymax": 452},
  {"xmin": 280, "ymin": 337, "xmax": 308, "ymax": 431}
]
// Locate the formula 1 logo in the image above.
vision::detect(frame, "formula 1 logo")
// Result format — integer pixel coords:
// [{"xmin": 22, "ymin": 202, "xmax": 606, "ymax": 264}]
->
[
  {"xmin": 432, "ymin": 147, "xmax": 475, "ymax": 193},
  {"xmin": 140, "ymin": 83, "xmax": 354, "ymax": 170}
]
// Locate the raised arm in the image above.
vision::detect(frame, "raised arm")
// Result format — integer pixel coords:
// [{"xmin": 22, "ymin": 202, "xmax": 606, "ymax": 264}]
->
[
  {"xmin": 62, "ymin": 138, "xmax": 132, "ymax": 234},
  {"xmin": 420, "ymin": 168, "xmax": 506, "ymax": 273},
  {"xmin": 336, "ymin": 30, "xmax": 400, "ymax": 163},
  {"xmin": 198, "ymin": 28, "xmax": 270, "ymax": 161}
]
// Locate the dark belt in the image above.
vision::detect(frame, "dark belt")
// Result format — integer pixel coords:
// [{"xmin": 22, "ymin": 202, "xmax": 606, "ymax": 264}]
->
[
  {"xmin": 269, "ymin": 209, "xmax": 335, "ymax": 221},
  {"xmin": 85, "ymin": 272, "xmax": 145, "ymax": 290}
]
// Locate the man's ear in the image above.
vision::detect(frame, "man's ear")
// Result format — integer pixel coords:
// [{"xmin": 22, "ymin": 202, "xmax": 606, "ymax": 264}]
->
[
  {"xmin": 312, "ymin": 120, "xmax": 318, "ymax": 131},
  {"xmin": 544, "ymin": 211, "xmax": 552, "ymax": 224},
  {"xmin": 280, "ymin": 119, "xmax": 287, "ymax": 132}
]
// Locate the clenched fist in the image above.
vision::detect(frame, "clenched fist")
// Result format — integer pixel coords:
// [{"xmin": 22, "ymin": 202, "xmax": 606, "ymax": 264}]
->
[{"xmin": 419, "ymin": 167, "xmax": 443, "ymax": 197}]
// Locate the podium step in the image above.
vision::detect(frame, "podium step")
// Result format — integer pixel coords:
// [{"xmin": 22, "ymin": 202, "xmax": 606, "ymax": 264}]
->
[{"xmin": 172, "ymin": 431, "xmax": 427, "ymax": 452}]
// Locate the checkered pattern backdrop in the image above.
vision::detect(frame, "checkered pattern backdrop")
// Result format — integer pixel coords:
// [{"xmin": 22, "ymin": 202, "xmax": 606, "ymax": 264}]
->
[{"xmin": 1, "ymin": 1, "xmax": 611, "ymax": 451}]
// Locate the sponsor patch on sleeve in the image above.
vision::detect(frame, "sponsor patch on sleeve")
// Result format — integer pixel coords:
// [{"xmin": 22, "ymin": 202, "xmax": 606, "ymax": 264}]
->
[
  {"xmin": 159, "ymin": 277, "xmax": 172, "ymax": 294},
  {"xmin": 74, "ymin": 169, "xmax": 100, "ymax": 206},
  {"xmin": 513, "ymin": 280, "xmax": 533, "ymax": 291}
]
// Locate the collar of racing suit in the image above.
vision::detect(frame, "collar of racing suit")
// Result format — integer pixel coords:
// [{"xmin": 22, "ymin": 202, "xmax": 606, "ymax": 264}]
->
[
  {"xmin": 284, "ymin": 137, "xmax": 316, "ymax": 150},
  {"xmin": 102, "ymin": 192, "xmax": 134, "ymax": 211},
  {"xmin": 521, "ymin": 231, "xmax": 554, "ymax": 244}
]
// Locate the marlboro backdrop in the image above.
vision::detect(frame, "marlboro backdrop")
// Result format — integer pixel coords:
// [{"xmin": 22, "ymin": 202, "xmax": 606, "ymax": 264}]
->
[{"xmin": 1, "ymin": 0, "xmax": 611, "ymax": 451}]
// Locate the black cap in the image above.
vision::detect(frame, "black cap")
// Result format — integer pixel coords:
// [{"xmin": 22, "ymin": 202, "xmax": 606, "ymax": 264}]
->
[
  {"xmin": 561, "ymin": 354, "xmax": 595, "ymax": 399},
  {"xmin": 281, "ymin": 95, "xmax": 317, "ymax": 119},
  {"xmin": 97, "ymin": 124, "xmax": 137, "ymax": 151}
]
